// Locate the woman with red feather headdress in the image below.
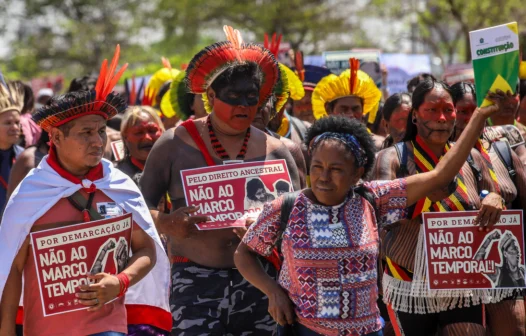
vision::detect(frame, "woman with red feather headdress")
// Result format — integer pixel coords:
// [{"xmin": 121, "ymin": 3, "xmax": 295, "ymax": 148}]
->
[
  {"xmin": 0, "ymin": 46, "xmax": 171, "ymax": 336},
  {"xmin": 140, "ymin": 26, "xmax": 301, "ymax": 335}
]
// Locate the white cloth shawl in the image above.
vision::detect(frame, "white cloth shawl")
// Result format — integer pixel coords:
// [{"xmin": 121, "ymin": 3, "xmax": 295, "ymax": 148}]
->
[{"xmin": 0, "ymin": 157, "xmax": 170, "ymax": 313}]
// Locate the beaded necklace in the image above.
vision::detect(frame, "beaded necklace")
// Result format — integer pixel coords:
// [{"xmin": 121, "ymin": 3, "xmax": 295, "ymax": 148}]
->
[{"xmin": 207, "ymin": 115, "xmax": 251, "ymax": 160}]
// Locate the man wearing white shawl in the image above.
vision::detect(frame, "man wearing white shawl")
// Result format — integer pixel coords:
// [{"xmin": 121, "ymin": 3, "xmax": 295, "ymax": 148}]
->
[{"xmin": 0, "ymin": 46, "xmax": 171, "ymax": 336}]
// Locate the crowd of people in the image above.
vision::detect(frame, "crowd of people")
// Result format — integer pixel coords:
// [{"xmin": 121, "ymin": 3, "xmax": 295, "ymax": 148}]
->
[{"xmin": 0, "ymin": 24, "xmax": 525, "ymax": 336}]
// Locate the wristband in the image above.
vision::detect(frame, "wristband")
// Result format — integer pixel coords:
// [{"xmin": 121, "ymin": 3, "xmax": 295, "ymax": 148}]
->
[{"xmin": 116, "ymin": 273, "xmax": 130, "ymax": 298}]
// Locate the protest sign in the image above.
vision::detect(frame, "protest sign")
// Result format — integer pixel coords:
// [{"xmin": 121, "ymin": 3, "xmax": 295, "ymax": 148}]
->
[
  {"xmin": 379, "ymin": 53, "xmax": 432, "ymax": 94},
  {"xmin": 181, "ymin": 160, "xmax": 292, "ymax": 230},
  {"xmin": 111, "ymin": 140, "xmax": 125, "ymax": 162},
  {"xmin": 470, "ymin": 22, "xmax": 520, "ymax": 108},
  {"xmin": 423, "ymin": 210, "xmax": 525, "ymax": 290},
  {"xmin": 30, "ymin": 214, "xmax": 133, "ymax": 316}
]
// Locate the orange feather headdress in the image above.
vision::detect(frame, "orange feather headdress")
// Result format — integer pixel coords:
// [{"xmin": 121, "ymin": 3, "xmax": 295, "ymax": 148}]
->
[
  {"xmin": 186, "ymin": 25, "xmax": 280, "ymax": 112},
  {"xmin": 33, "ymin": 45, "xmax": 128, "ymax": 132}
]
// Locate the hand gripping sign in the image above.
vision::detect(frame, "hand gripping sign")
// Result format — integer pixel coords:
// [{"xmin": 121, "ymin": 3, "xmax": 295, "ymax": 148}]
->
[
  {"xmin": 181, "ymin": 160, "xmax": 292, "ymax": 230},
  {"xmin": 30, "ymin": 214, "xmax": 132, "ymax": 316},
  {"xmin": 423, "ymin": 210, "xmax": 525, "ymax": 290}
]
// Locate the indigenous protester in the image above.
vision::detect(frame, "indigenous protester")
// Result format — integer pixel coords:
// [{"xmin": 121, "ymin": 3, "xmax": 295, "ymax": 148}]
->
[
  {"xmin": 311, "ymin": 59, "xmax": 385, "ymax": 150},
  {"xmin": 0, "ymin": 46, "xmax": 171, "ymax": 336},
  {"xmin": 7, "ymin": 75, "xmax": 106, "ymax": 203},
  {"xmin": 117, "ymin": 106, "xmax": 164, "ymax": 185},
  {"xmin": 0, "ymin": 79, "xmax": 24, "ymax": 215},
  {"xmin": 140, "ymin": 26, "xmax": 301, "ymax": 335},
  {"xmin": 257, "ymin": 39, "xmax": 311, "ymax": 148},
  {"xmin": 381, "ymin": 93, "xmax": 412, "ymax": 149},
  {"xmin": 67, "ymin": 75, "xmax": 123, "ymax": 161},
  {"xmin": 451, "ymin": 82, "xmax": 526, "ymax": 336},
  {"xmin": 291, "ymin": 54, "xmax": 332, "ymax": 125},
  {"xmin": 251, "ymin": 33, "xmax": 308, "ymax": 187},
  {"xmin": 18, "ymin": 82, "xmax": 43, "ymax": 148},
  {"xmin": 373, "ymin": 78, "xmax": 508, "ymax": 336},
  {"xmin": 482, "ymin": 87, "xmax": 526, "ymax": 166},
  {"xmin": 236, "ymin": 102, "xmax": 500, "ymax": 335}
]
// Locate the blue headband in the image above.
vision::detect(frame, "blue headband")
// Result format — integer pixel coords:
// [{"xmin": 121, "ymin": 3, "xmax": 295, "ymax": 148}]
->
[{"xmin": 309, "ymin": 132, "xmax": 368, "ymax": 167}]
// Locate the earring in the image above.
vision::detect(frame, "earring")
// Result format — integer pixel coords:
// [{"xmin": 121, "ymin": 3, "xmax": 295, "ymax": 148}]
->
[{"xmin": 412, "ymin": 116, "xmax": 417, "ymax": 124}]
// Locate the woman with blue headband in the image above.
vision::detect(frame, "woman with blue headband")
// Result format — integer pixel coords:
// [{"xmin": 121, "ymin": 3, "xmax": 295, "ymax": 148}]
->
[{"xmin": 235, "ymin": 93, "xmax": 501, "ymax": 335}]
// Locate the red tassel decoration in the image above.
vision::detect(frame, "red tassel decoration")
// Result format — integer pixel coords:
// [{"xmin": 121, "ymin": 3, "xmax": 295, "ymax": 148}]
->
[
  {"xmin": 129, "ymin": 75, "xmax": 137, "ymax": 106},
  {"xmin": 82, "ymin": 209, "xmax": 91, "ymax": 223},
  {"xmin": 349, "ymin": 58, "xmax": 360, "ymax": 94},
  {"xmin": 295, "ymin": 50, "xmax": 305, "ymax": 82}
]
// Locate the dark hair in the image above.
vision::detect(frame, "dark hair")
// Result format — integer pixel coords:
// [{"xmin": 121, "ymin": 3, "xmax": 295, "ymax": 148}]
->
[
  {"xmin": 210, "ymin": 63, "xmax": 262, "ymax": 97},
  {"xmin": 36, "ymin": 130, "xmax": 50, "ymax": 149},
  {"xmin": 383, "ymin": 93, "xmax": 411, "ymax": 122},
  {"xmin": 246, "ymin": 178, "xmax": 265, "ymax": 200},
  {"xmin": 450, "ymin": 82, "xmax": 476, "ymax": 105},
  {"xmin": 407, "ymin": 73, "xmax": 436, "ymax": 93},
  {"xmin": 403, "ymin": 78, "xmax": 453, "ymax": 141},
  {"xmin": 304, "ymin": 115, "xmax": 376, "ymax": 178},
  {"xmin": 68, "ymin": 76, "xmax": 98, "ymax": 93}
]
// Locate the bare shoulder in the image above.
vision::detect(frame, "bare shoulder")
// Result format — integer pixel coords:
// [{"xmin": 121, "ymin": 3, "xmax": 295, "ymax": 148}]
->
[
  {"xmin": 279, "ymin": 136, "xmax": 301, "ymax": 152},
  {"xmin": 372, "ymin": 134, "xmax": 386, "ymax": 151},
  {"xmin": 250, "ymin": 126, "xmax": 283, "ymax": 150}
]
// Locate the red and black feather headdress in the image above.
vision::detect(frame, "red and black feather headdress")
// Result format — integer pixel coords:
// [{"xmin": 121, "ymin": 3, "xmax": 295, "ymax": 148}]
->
[
  {"xmin": 33, "ymin": 45, "xmax": 128, "ymax": 132},
  {"xmin": 185, "ymin": 25, "xmax": 280, "ymax": 109}
]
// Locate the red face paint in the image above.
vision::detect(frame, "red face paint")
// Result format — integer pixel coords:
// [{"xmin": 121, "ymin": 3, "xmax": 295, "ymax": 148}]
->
[
  {"xmin": 127, "ymin": 122, "xmax": 162, "ymax": 144},
  {"xmin": 418, "ymin": 101, "xmax": 456, "ymax": 122},
  {"xmin": 388, "ymin": 104, "xmax": 411, "ymax": 142},
  {"xmin": 214, "ymin": 98, "xmax": 258, "ymax": 130},
  {"xmin": 455, "ymin": 95, "xmax": 477, "ymax": 133},
  {"xmin": 389, "ymin": 105, "xmax": 411, "ymax": 131}
]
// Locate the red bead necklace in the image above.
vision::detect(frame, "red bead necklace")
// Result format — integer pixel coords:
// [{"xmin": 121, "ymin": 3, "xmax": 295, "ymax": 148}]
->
[{"xmin": 207, "ymin": 115, "xmax": 250, "ymax": 161}]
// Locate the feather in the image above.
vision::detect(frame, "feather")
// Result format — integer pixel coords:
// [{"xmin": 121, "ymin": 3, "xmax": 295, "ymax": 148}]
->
[
  {"xmin": 105, "ymin": 44, "xmax": 121, "ymax": 89},
  {"xmin": 104, "ymin": 62, "xmax": 129, "ymax": 99},
  {"xmin": 162, "ymin": 57, "xmax": 172, "ymax": 71},
  {"xmin": 295, "ymin": 51, "xmax": 305, "ymax": 82},
  {"xmin": 142, "ymin": 87, "xmax": 155, "ymax": 106},
  {"xmin": 223, "ymin": 25, "xmax": 243, "ymax": 62},
  {"xmin": 95, "ymin": 59, "xmax": 108, "ymax": 99},
  {"xmin": 263, "ymin": 32, "xmax": 282, "ymax": 58},
  {"xmin": 95, "ymin": 45, "xmax": 127, "ymax": 101},
  {"xmin": 349, "ymin": 58, "xmax": 360, "ymax": 94},
  {"xmin": 129, "ymin": 75, "xmax": 137, "ymax": 105}
]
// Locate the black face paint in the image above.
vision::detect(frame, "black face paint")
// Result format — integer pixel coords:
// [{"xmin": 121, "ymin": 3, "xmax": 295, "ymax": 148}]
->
[{"xmin": 217, "ymin": 78, "xmax": 259, "ymax": 106}]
